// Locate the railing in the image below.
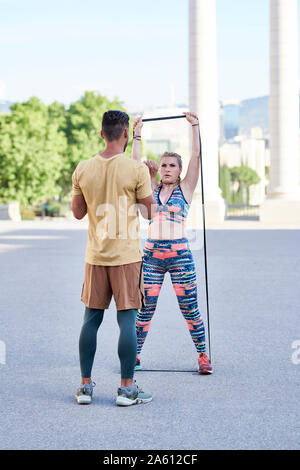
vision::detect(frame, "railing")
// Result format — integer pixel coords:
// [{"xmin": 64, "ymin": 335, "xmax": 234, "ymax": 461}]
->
[{"xmin": 226, "ymin": 204, "xmax": 260, "ymax": 220}]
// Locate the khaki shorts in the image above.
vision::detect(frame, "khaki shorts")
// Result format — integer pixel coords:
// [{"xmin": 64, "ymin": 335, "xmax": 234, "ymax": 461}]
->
[{"xmin": 81, "ymin": 261, "xmax": 146, "ymax": 310}]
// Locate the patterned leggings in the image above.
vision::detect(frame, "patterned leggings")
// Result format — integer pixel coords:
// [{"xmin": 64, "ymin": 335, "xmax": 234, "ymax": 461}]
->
[{"xmin": 136, "ymin": 238, "xmax": 206, "ymax": 354}]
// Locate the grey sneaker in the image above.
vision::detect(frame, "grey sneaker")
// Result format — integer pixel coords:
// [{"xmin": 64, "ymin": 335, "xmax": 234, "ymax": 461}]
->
[
  {"xmin": 116, "ymin": 382, "xmax": 152, "ymax": 406},
  {"xmin": 75, "ymin": 382, "xmax": 95, "ymax": 405}
]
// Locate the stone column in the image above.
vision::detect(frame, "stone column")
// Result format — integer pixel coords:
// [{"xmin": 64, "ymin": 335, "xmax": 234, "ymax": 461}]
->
[
  {"xmin": 0, "ymin": 202, "xmax": 21, "ymax": 221},
  {"xmin": 260, "ymin": 0, "xmax": 300, "ymax": 223},
  {"xmin": 189, "ymin": 0, "xmax": 225, "ymax": 226}
]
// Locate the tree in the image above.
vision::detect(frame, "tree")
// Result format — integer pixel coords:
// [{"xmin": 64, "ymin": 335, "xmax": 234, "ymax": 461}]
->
[
  {"xmin": 61, "ymin": 91, "xmax": 133, "ymax": 196},
  {"xmin": 229, "ymin": 165, "xmax": 260, "ymax": 204},
  {"xmin": 0, "ymin": 91, "xmax": 134, "ymax": 208},
  {"xmin": 219, "ymin": 163, "xmax": 231, "ymax": 203},
  {"xmin": 0, "ymin": 97, "xmax": 67, "ymax": 206}
]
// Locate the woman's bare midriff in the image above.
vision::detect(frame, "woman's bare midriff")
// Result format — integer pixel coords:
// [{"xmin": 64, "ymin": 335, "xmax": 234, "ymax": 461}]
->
[{"xmin": 148, "ymin": 219, "xmax": 187, "ymax": 240}]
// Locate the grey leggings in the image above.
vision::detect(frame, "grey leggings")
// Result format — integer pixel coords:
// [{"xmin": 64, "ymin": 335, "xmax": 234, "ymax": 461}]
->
[{"xmin": 79, "ymin": 307, "xmax": 137, "ymax": 379}]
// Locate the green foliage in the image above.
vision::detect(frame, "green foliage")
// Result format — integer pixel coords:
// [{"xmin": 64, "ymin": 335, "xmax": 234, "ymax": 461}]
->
[
  {"xmin": 230, "ymin": 165, "xmax": 260, "ymax": 187},
  {"xmin": 0, "ymin": 91, "xmax": 132, "ymax": 207},
  {"xmin": 0, "ymin": 97, "xmax": 66, "ymax": 205},
  {"xmin": 231, "ymin": 188, "xmax": 244, "ymax": 204},
  {"xmin": 218, "ymin": 162, "xmax": 260, "ymax": 205},
  {"xmin": 230, "ymin": 165, "xmax": 260, "ymax": 204},
  {"xmin": 265, "ymin": 165, "xmax": 269, "ymax": 179},
  {"xmin": 219, "ymin": 163, "xmax": 231, "ymax": 203},
  {"xmin": 60, "ymin": 91, "xmax": 132, "ymax": 195}
]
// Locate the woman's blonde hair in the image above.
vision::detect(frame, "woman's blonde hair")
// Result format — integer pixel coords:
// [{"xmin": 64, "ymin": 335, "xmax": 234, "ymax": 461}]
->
[{"xmin": 158, "ymin": 152, "xmax": 183, "ymax": 189}]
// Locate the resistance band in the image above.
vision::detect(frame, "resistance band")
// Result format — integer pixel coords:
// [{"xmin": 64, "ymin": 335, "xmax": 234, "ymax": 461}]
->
[
  {"xmin": 142, "ymin": 115, "xmax": 212, "ymax": 364},
  {"xmin": 138, "ymin": 369, "xmax": 197, "ymax": 373}
]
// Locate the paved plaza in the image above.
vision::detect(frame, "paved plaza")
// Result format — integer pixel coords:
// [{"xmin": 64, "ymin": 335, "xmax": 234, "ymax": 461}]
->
[{"xmin": 0, "ymin": 218, "xmax": 299, "ymax": 450}]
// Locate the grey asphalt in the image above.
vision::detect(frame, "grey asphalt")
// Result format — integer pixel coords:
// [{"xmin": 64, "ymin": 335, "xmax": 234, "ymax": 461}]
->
[{"xmin": 0, "ymin": 221, "xmax": 299, "ymax": 450}]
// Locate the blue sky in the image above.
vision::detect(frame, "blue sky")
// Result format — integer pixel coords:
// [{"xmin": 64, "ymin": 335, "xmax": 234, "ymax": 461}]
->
[{"xmin": 0, "ymin": 0, "xmax": 299, "ymax": 109}]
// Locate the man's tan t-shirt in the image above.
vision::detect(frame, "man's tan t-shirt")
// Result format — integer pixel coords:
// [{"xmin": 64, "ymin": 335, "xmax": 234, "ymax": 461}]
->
[{"xmin": 72, "ymin": 153, "xmax": 152, "ymax": 266}]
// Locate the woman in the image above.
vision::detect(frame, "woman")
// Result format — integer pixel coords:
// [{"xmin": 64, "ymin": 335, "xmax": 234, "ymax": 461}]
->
[{"xmin": 132, "ymin": 112, "xmax": 212, "ymax": 375}]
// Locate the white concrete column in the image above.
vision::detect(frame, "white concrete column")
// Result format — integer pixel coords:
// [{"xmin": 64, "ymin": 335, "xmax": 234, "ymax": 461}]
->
[
  {"xmin": 260, "ymin": 0, "xmax": 300, "ymax": 223},
  {"xmin": 0, "ymin": 202, "xmax": 21, "ymax": 221},
  {"xmin": 189, "ymin": 0, "xmax": 225, "ymax": 225}
]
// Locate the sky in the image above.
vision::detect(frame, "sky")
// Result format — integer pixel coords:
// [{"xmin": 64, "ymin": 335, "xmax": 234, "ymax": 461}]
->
[{"xmin": 0, "ymin": 0, "xmax": 299, "ymax": 110}]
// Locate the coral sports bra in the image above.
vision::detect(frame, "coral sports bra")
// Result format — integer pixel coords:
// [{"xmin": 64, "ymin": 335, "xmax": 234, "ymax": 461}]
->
[{"xmin": 150, "ymin": 185, "xmax": 190, "ymax": 226}]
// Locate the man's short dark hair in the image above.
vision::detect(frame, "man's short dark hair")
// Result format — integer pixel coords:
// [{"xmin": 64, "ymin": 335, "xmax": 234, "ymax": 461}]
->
[{"xmin": 101, "ymin": 110, "xmax": 129, "ymax": 142}]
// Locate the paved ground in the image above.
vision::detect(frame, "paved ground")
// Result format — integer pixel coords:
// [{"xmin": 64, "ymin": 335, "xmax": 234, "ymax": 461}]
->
[{"xmin": 0, "ymin": 219, "xmax": 299, "ymax": 450}]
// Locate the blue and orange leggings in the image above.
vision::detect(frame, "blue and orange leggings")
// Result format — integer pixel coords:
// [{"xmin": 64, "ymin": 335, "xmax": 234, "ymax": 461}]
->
[{"xmin": 136, "ymin": 238, "xmax": 206, "ymax": 355}]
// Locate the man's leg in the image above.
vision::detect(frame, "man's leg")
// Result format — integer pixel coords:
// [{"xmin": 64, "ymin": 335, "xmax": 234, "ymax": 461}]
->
[
  {"xmin": 79, "ymin": 306, "xmax": 104, "ymax": 383},
  {"xmin": 116, "ymin": 308, "xmax": 153, "ymax": 406},
  {"xmin": 117, "ymin": 309, "xmax": 137, "ymax": 387}
]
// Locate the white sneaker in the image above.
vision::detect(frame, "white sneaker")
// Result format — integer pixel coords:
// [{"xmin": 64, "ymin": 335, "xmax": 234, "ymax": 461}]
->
[
  {"xmin": 116, "ymin": 382, "xmax": 152, "ymax": 406},
  {"xmin": 75, "ymin": 382, "xmax": 95, "ymax": 405}
]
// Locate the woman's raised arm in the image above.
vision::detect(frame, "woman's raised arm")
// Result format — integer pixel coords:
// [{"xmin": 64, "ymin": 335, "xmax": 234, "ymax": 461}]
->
[
  {"xmin": 181, "ymin": 112, "xmax": 201, "ymax": 196},
  {"xmin": 131, "ymin": 115, "xmax": 143, "ymax": 161}
]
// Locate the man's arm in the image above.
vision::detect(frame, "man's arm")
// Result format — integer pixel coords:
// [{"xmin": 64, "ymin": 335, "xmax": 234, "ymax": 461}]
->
[
  {"xmin": 136, "ymin": 194, "xmax": 156, "ymax": 220},
  {"xmin": 72, "ymin": 194, "xmax": 87, "ymax": 220},
  {"xmin": 144, "ymin": 161, "xmax": 159, "ymax": 194},
  {"xmin": 136, "ymin": 161, "xmax": 159, "ymax": 219},
  {"xmin": 71, "ymin": 164, "xmax": 87, "ymax": 219}
]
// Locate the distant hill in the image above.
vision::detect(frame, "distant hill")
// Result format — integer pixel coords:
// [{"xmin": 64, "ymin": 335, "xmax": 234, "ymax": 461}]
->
[
  {"xmin": 238, "ymin": 94, "xmax": 300, "ymax": 136},
  {"xmin": 239, "ymin": 96, "xmax": 269, "ymax": 135}
]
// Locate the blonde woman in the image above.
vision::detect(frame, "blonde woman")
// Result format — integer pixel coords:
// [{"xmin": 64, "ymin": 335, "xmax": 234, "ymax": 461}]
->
[{"xmin": 132, "ymin": 112, "xmax": 212, "ymax": 375}]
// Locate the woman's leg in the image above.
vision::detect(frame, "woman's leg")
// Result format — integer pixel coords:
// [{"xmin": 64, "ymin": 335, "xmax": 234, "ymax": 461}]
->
[
  {"xmin": 79, "ymin": 307, "xmax": 104, "ymax": 380},
  {"xmin": 136, "ymin": 255, "xmax": 165, "ymax": 355},
  {"xmin": 169, "ymin": 250, "xmax": 206, "ymax": 353}
]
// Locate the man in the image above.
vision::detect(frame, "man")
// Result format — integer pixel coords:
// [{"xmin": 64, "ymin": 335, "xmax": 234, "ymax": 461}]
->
[{"xmin": 72, "ymin": 110, "xmax": 156, "ymax": 406}]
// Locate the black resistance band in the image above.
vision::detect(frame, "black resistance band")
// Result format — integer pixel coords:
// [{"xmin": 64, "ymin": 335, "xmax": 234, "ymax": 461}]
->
[{"xmin": 141, "ymin": 115, "xmax": 212, "ymax": 365}]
